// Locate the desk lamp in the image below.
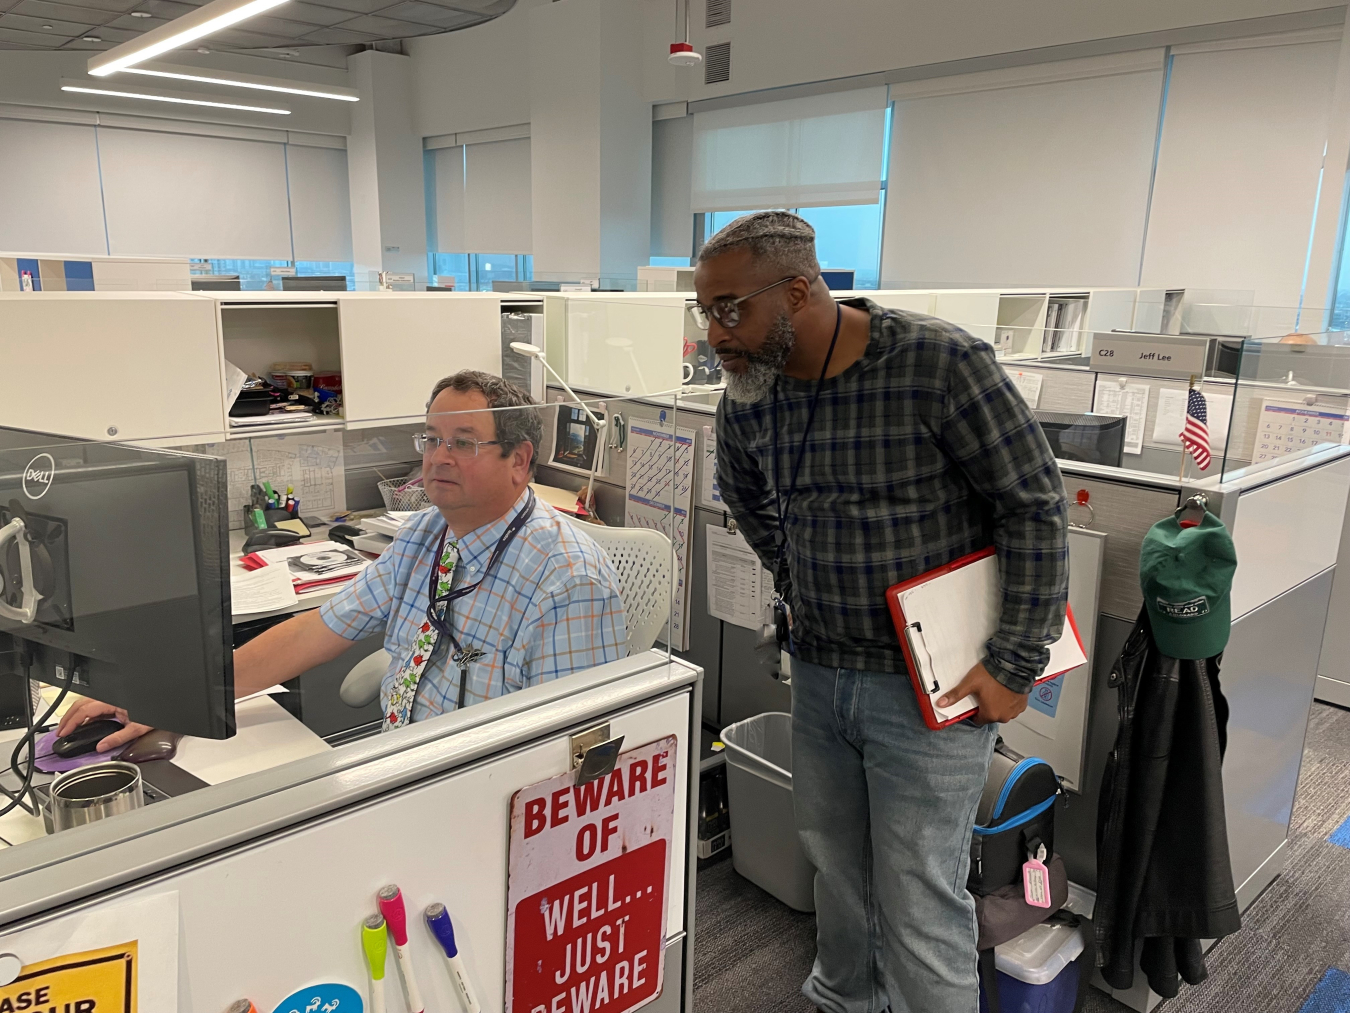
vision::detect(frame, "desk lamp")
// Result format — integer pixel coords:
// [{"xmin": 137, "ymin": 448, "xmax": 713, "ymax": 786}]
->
[{"xmin": 510, "ymin": 342, "xmax": 606, "ymax": 516}]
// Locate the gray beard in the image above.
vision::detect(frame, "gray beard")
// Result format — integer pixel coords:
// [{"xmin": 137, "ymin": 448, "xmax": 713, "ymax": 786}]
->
[{"xmin": 723, "ymin": 314, "xmax": 797, "ymax": 403}]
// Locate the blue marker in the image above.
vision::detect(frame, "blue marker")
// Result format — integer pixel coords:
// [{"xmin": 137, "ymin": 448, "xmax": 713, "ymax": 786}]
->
[{"xmin": 425, "ymin": 903, "xmax": 481, "ymax": 1013}]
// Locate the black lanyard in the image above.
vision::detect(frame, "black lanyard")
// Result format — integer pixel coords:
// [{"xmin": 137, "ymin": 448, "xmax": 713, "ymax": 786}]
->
[
  {"xmin": 425, "ymin": 489, "xmax": 535, "ymax": 703},
  {"xmin": 770, "ymin": 302, "xmax": 843, "ymax": 578}
]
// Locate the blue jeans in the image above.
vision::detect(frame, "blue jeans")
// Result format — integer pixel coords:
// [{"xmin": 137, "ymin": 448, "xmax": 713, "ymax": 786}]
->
[{"xmin": 791, "ymin": 660, "xmax": 998, "ymax": 1013}]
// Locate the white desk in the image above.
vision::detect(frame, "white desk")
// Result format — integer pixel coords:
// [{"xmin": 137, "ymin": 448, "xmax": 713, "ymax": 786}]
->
[{"xmin": 0, "ymin": 696, "xmax": 331, "ymax": 850}]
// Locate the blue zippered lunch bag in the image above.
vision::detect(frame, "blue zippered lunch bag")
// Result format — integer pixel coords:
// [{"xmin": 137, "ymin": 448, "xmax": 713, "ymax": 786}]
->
[{"xmin": 968, "ymin": 742, "xmax": 1061, "ymax": 895}]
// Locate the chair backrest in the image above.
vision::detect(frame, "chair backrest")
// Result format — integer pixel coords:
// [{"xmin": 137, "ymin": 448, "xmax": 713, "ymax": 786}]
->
[{"xmin": 572, "ymin": 521, "xmax": 673, "ymax": 655}]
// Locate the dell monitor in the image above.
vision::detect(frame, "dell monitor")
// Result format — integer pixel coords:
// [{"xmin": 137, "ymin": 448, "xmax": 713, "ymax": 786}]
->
[
  {"xmin": 0, "ymin": 428, "xmax": 234, "ymax": 739},
  {"xmin": 1032, "ymin": 411, "xmax": 1126, "ymax": 468}
]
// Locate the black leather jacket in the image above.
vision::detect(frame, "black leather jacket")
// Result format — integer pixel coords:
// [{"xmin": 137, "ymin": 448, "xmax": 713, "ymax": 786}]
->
[{"xmin": 1093, "ymin": 610, "xmax": 1242, "ymax": 998}]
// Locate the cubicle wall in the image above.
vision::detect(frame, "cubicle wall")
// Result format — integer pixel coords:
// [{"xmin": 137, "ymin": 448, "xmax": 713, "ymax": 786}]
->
[{"xmin": 0, "ymin": 656, "xmax": 703, "ymax": 1013}]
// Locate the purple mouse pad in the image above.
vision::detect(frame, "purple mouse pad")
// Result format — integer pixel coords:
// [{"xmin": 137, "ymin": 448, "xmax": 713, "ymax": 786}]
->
[{"xmin": 33, "ymin": 727, "xmax": 126, "ymax": 773}]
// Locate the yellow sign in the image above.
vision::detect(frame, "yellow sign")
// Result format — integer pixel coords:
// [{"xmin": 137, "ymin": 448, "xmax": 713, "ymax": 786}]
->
[{"xmin": 0, "ymin": 941, "xmax": 137, "ymax": 1013}]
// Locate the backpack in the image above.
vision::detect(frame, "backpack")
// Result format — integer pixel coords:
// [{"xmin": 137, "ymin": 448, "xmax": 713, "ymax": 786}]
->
[{"xmin": 969, "ymin": 742, "xmax": 1060, "ymax": 896}]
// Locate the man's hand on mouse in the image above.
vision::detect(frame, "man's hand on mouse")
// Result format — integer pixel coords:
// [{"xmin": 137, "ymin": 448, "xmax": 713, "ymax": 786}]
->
[{"xmin": 56, "ymin": 698, "xmax": 151, "ymax": 752}]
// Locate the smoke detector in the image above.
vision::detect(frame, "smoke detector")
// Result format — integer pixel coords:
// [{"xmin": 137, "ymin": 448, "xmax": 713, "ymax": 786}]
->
[{"xmin": 669, "ymin": 41, "xmax": 701, "ymax": 67}]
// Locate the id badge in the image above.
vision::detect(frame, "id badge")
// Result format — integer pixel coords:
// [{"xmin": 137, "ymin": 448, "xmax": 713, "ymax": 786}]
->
[{"xmin": 772, "ymin": 595, "xmax": 794, "ymax": 652}]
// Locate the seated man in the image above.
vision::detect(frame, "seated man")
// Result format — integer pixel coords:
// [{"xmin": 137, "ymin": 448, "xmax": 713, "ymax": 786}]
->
[{"xmin": 60, "ymin": 370, "xmax": 627, "ymax": 748}]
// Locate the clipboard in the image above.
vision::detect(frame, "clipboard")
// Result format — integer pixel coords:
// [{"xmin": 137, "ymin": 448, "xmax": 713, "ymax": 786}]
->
[{"xmin": 885, "ymin": 546, "xmax": 1086, "ymax": 730}]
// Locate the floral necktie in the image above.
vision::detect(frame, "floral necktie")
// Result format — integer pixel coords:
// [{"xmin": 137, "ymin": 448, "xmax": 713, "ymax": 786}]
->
[{"xmin": 382, "ymin": 532, "xmax": 458, "ymax": 730}]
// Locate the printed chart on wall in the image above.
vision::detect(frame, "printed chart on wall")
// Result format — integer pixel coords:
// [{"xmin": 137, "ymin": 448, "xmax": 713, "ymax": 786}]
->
[
  {"xmin": 625, "ymin": 417, "xmax": 695, "ymax": 651},
  {"xmin": 1254, "ymin": 399, "xmax": 1350, "ymax": 463},
  {"xmin": 0, "ymin": 891, "xmax": 178, "ymax": 1013},
  {"xmin": 188, "ymin": 432, "xmax": 346, "ymax": 529},
  {"xmin": 705, "ymin": 525, "xmax": 773, "ymax": 631},
  {"xmin": 698, "ymin": 426, "xmax": 722, "ymax": 510},
  {"xmin": 1093, "ymin": 380, "xmax": 1150, "ymax": 455}
]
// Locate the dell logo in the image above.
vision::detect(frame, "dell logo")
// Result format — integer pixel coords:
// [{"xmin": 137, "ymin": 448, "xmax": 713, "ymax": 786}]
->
[{"xmin": 22, "ymin": 453, "xmax": 55, "ymax": 500}]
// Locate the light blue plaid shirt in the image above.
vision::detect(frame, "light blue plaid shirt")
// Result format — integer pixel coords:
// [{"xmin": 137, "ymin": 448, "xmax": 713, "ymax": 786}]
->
[{"xmin": 319, "ymin": 491, "xmax": 627, "ymax": 723}]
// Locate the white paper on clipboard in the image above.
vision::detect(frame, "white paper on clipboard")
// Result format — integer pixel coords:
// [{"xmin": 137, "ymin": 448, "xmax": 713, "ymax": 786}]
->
[{"xmin": 897, "ymin": 555, "xmax": 1086, "ymax": 723}]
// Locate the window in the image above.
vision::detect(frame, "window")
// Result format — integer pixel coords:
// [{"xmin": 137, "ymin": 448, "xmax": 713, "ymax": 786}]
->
[
  {"xmin": 194, "ymin": 259, "xmax": 355, "ymax": 291},
  {"xmin": 702, "ymin": 202, "xmax": 885, "ymax": 290},
  {"xmin": 1330, "ymin": 177, "xmax": 1350, "ymax": 329},
  {"xmin": 428, "ymin": 253, "xmax": 533, "ymax": 292},
  {"xmin": 649, "ymin": 256, "xmax": 692, "ymax": 267}
]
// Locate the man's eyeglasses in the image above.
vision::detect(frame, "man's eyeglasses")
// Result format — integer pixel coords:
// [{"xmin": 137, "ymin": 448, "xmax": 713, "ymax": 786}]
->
[
  {"xmin": 413, "ymin": 433, "xmax": 505, "ymax": 458},
  {"xmin": 689, "ymin": 276, "xmax": 798, "ymax": 330}
]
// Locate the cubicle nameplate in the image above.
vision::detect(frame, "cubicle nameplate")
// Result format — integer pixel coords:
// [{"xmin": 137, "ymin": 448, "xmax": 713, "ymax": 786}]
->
[
  {"xmin": 1090, "ymin": 332, "xmax": 1208, "ymax": 379},
  {"xmin": 505, "ymin": 735, "xmax": 677, "ymax": 1013}
]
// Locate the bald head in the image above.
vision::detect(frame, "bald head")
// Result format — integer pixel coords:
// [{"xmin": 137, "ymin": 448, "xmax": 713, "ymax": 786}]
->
[{"xmin": 697, "ymin": 210, "xmax": 821, "ymax": 279}]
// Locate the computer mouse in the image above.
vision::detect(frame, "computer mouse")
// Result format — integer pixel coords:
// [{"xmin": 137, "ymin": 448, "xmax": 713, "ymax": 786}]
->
[
  {"xmin": 242, "ymin": 528, "xmax": 303, "ymax": 552},
  {"xmin": 52, "ymin": 719, "xmax": 125, "ymax": 758}
]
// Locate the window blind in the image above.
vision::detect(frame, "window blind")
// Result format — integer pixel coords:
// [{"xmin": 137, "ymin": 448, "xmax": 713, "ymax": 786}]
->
[
  {"xmin": 464, "ymin": 137, "xmax": 532, "ymax": 254},
  {"xmin": 98, "ymin": 127, "xmax": 292, "ymax": 259},
  {"xmin": 433, "ymin": 144, "xmax": 467, "ymax": 253},
  {"xmin": 880, "ymin": 53, "xmax": 1166, "ymax": 287},
  {"xmin": 1140, "ymin": 34, "xmax": 1339, "ymax": 310},
  {"xmin": 691, "ymin": 86, "xmax": 887, "ymax": 212},
  {"xmin": 0, "ymin": 118, "xmax": 107, "ymax": 254},
  {"xmin": 287, "ymin": 143, "xmax": 353, "ymax": 262}
]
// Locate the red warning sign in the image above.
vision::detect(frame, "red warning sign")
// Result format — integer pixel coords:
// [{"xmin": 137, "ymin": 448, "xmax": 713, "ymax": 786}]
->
[{"xmin": 505, "ymin": 735, "xmax": 678, "ymax": 1013}]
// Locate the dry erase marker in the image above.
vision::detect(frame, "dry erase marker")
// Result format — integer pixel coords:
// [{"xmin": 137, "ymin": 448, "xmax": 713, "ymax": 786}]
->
[
  {"xmin": 224, "ymin": 1001, "xmax": 259, "ymax": 1013},
  {"xmin": 426, "ymin": 903, "xmax": 481, "ymax": 1013},
  {"xmin": 362, "ymin": 913, "xmax": 389, "ymax": 1013},
  {"xmin": 377, "ymin": 884, "xmax": 426, "ymax": 1013}
]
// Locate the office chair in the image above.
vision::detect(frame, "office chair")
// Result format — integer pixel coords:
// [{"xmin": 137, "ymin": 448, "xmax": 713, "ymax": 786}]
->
[{"xmin": 338, "ymin": 523, "xmax": 674, "ymax": 709}]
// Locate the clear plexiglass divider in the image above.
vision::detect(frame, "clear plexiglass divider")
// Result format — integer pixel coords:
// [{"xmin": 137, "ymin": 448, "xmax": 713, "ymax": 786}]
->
[{"xmin": 0, "ymin": 384, "xmax": 680, "ymax": 854}]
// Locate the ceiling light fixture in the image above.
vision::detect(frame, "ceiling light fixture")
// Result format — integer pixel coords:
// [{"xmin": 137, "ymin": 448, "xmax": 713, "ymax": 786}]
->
[
  {"xmin": 123, "ymin": 61, "xmax": 359, "ymax": 101},
  {"xmin": 130, "ymin": 10, "xmax": 152, "ymax": 16},
  {"xmin": 87, "ymin": 0, "xmax": 292, "ymax": 77},
  {"xmin": 668, "ymin": 0, "xmax": 700, "ymax": 66},
  {"xmin": 61, "ymin": 81, "xmax": 290, "ymax": 115}
]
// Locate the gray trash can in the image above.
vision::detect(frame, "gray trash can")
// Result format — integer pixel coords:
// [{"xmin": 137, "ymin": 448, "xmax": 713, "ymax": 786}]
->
[{"xmin": 720, "ymin": 711, "xmax": 816, "ymax": 912}]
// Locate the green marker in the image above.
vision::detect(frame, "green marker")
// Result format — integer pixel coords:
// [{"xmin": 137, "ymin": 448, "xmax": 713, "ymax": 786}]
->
[
  {"xmin": 252, "ymin": 508, "xmax": 266, "ymax": 530},
  {"xmin": 362, "ymin": 913, "xmax": 389, "ymax": 1013}
]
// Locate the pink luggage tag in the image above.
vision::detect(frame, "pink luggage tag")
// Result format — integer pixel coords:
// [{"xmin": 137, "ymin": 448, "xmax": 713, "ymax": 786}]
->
[{"xmin": 1023, "ymin": 844, "xmax": 1051, "ymax": 908}]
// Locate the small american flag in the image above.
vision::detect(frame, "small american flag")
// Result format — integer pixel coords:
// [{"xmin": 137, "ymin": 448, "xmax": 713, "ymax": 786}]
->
[{"xmin": 1182, "ymin": 388, "xmax": 1211, "ymax": 470}]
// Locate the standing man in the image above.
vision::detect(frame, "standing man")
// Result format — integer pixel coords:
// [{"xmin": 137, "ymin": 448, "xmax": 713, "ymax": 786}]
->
[{"xmin": 698, "ymin": 212, "xmax": 1068, "ymax": 1013}]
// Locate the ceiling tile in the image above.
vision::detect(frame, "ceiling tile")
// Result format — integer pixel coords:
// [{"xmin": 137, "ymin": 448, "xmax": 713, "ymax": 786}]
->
[
  {"xmin": 381, "ymin": 2, "xmax": 479, "ymax": 29},
  {"xmin": 295, "ymin": 0, "xmax": 382, "ymax": 15},
  {"xmin": 207, "ymin": 25, "xmax": 301, "ymax": 46},
  {"xmin": 0, "ymin": 11, "xmax": 94, "ymax": 33},
  {"xmin": 276, "ymin": 2, "xmax": 356, "ymax": 25},
  {"xmin": 291, "ymin": 24, "xmax": 378, "ymax": 43},
  {"xmin": 56, "ymin": 21, "xmax": 137, "ymax": 39},
  {"xmin": 429, "ymin": 0, "xmax": 512, "ymax": 14},
  {"xmin": 101, "ymin": 11, "xmax": 167, "ymax": 27},
  {"xmin": 58, "ymin": 0, "xmax": 147, "ymax": 13},
  {"xmin": 332, "ymin": 12, "xmax": 425, "ymax": 34},
  {"xmin": 11, "ymin": 0, "xmax": 115, "ymax": 24},
  {"xmin": 0, "ymin": 25, "xmax": 68, "ymax": 43},
  {"xmin": 237, "ymin": 13, "xmax": 318, "ymax": 34},
  {"xmin": 132, "ymin": 0, "xmax": 200, "ymax": 17}
]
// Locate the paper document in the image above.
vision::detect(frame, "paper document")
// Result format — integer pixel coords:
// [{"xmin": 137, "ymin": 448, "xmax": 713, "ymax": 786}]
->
[
  {"xmin": 699, "ymin": 425, "xmax": 723, "ymax": 509},
  {"xmin": 230, "ymin": 563, "xmax": 298, "ymax": 615},
  {"xmin": 1094, "ymin": 381, "xmax": 1150, "ymax": 455},
  {"xmin": 1151, "ymin": 388, "xmax": 1233, "ymax": 453},
  {"xmin": 224, "ymin": 360, "xmax": 248, "ymax": 412},
  {"xmin": 896, "ymin": 555, "xmax": 1086, "ymax": 724},
  {"xmin": 180, "ymin": 431, "xmax": 346, "ymax": 530},
  {"xmin": 705, "ymin": 525, "xmax": 773, "ymax": 630},
  {"xmin": 624, "ymin": 419, "xmax": 695, "ymax": 650},
  {"xmin": 1254, "ymin": 399, "xmax": 1350, "ymax": 463},
  {"xmin": 1007, "ymin": 370, "xmax": 1043, "ymax": 409}
]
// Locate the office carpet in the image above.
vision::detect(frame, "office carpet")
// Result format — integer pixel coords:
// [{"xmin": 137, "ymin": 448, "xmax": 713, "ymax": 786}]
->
[{"xmin": 693, "ymin": 702, "xmax": 1350, "ymax": 1013}]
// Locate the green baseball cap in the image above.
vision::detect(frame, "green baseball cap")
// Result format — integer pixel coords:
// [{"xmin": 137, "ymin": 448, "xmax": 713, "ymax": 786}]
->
[{"xmin": 1139, "ymin": 511, "xmax": 1238, "ymax": 660}]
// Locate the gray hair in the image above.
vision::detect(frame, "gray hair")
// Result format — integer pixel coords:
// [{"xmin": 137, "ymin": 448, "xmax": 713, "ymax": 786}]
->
[
  {"xmin": 697, "ymin": 210, "xmax": 820, "ymax": 278},
  {"xmin": 428, "ymin": 370, "xmax": 543, "ymax": 475}
]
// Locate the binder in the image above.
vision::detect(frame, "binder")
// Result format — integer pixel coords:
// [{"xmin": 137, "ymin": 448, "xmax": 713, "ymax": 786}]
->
[{"xmin": 885, "ymin": 547, "xmax": 1086, "ymax": 730}]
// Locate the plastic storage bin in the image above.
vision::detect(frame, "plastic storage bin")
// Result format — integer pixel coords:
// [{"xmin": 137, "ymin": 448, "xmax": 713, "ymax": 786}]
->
[
  {"xmin": 978, "ymin": 919, "xmax": 1085, "ymax": 1013},
  {"xmin": 719, "ymin": 712, "xmax": 816, "ymax": 912}
]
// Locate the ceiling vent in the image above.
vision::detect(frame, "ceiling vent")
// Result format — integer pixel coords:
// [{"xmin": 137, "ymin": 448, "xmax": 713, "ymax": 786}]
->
[
  {"xmin": 706, "ymin": 0, "xmax": 729, "ymax": 28},
  {"xmin": 705, "ymin": 41, "xmax": 730, "ymax": 84}
]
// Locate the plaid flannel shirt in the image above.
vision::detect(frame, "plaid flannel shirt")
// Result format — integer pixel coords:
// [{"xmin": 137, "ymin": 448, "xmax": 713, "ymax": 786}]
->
[
  {"xmin": 715, "ymin": 299, "xmax": 1069, "ymax": 693},
  {"xmin": 320, "ymin": 491, "xmax": 627, "ymax": 721}
]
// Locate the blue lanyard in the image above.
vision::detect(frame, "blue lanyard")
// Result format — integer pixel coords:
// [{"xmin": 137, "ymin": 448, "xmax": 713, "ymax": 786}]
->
[{"xmin": 770, "ymin": 303, "xmax": 843, "ymax": 580}]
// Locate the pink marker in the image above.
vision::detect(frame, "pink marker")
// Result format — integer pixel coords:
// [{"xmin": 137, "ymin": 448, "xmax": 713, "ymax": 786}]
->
[{"xmin": 377, "ymin": 884, "xmax": 426, "ymax": 1013}]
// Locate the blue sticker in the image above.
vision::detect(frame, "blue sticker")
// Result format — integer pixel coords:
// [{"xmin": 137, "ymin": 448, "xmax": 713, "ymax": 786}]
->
[
  {"xmin": 271, "ymin": 982, "xmax": 363, "ymax": 1013},
  {"xmin": 1027, "ymin": 674, "xmax": 1064, "ymax": 719},
  {"xmin": 659, "ymin": 409, "xmax": 668, "ymax": 424}
]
